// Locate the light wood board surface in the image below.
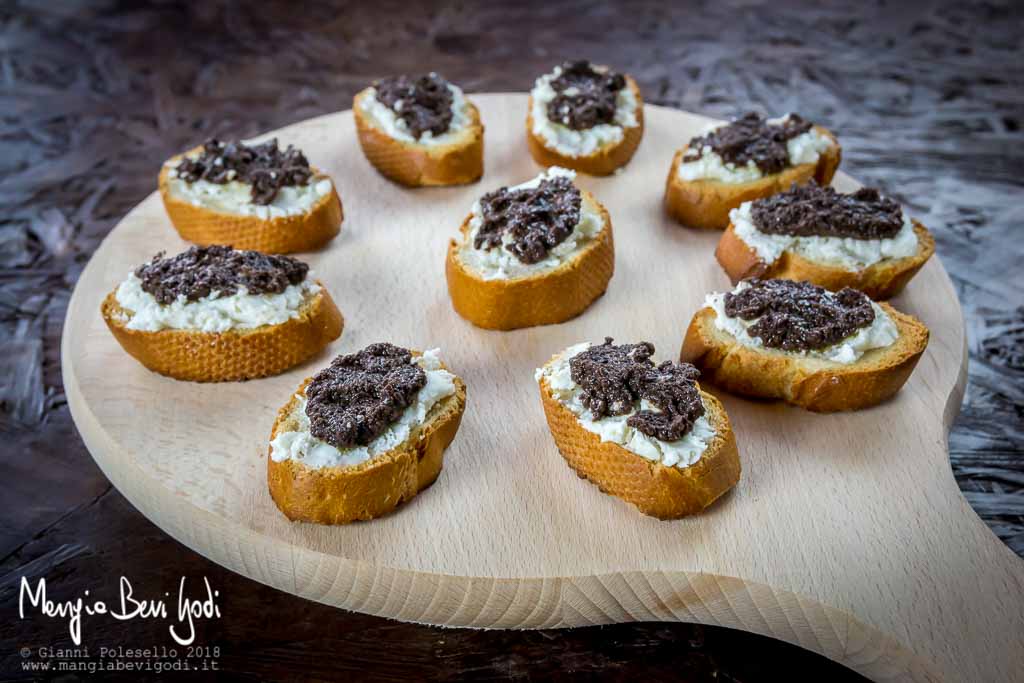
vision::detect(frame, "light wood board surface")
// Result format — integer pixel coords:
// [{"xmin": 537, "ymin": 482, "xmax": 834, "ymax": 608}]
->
[{"xmin": 62, "ymin": 95, "xmax": 1024, "ymax": 682}]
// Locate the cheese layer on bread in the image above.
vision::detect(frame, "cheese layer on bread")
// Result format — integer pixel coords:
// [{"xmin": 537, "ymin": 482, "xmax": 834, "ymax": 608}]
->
[
  {"xmin": 114, "ymin": 273, "xmax": 320, "ymax": 333},
  {"xmin": 704, "ymin": 281, "xmax": 899, "ymax": 364},
  {"xmin": 530, "ymin": 66, "xmax": 639, "ymax": 158},
  {"xmin": 456, "ymin": 167, "xmax": 604, "ymax": 280},
  {"xmin": 730, "ymin": 200, "xmax": 919, "ymax": 271},
  {"xmin": 358, "ymin": 82, "xmax": 473, "ymax": 146},
  {"xmin": 536, "ymin": 343, "xmax": 716, "ymax": 469},
  {"xmin": 676, "ymin": 115, "xmax": 834, "ymax": 184},
  {"xmin": 270, "ymin": 350, "xmax": 457, "ymax": 470}
]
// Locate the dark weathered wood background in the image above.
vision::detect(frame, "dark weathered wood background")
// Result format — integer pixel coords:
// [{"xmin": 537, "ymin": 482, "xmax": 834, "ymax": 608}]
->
[{"xmin": 2, "ymin": 1, "xmax": 1021, "ymax": 680}]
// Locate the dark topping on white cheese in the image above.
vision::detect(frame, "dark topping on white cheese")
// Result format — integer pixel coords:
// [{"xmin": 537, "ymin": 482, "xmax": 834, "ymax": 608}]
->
[
  {"xmin": 724, "ymin": 279, "xmax": 876, "ymax": 352},
  {"xmin": 305, "ymin": 343, "xmax": 427, "ymax": 449},
  {"xmin": 569, "ymin": 338, "xmax": 705, "ymax": 442},
  {"xmin": 135, "ymin": 245, "xmax": 308, "ymax": 305},
  {"xmin": 474, "ymin": 175, "xmax": 582, "ymax": 264},
  {"xmin": 175, "ymin": 138, "xmax": 313, "ymax": 205}
]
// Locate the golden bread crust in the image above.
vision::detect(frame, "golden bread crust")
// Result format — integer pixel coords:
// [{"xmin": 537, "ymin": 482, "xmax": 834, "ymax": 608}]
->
[
  {"xmin": 715, "ymin": 219, "xmax": 936, "ymax": 300},
  {"xmin": 538, "ymin": 374, "xmax": 740, "ymax": 519},
  {"xmin": 267, "ymin": 365, "xmax": 466, "ymax": 524},
  {"xmin": 679, "ymin": 302, "xmax": 929, "ymax": 411},
  {"xmin": 444, "ymin": 192, "xmax": 614, "ymax": 330},
  {"xmin": 525, "ymin": 76, "xmax": 644, "ymax": 176},
  {"xmin": 159, "ymin": 154, "xmax": 342, "ymax": 254},
  {"xmin": 353, "ymin": 89, "xmax": 484, "ymax": 187},
  {"xmin": 101, "ymin": 283, "xmax": 343, "ymax": 382},
  {"xmin": 664, "ymin": 126, "xmax": 841, "ymax": 230}
]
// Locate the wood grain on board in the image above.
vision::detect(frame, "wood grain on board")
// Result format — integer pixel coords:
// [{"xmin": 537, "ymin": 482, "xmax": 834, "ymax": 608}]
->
[{"xmin": 62, "ymin": 97, "xmax": 1024, "ymax": 682}]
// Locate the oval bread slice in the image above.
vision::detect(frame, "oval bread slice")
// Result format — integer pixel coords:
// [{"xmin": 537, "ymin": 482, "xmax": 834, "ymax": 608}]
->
[
  {"xmin": 664, "ymin": 126, "xmax": 841, "ymax": 230},
  {"xmin": 714, "ymin": 219, "xmax": 936, "ymax": 300},
  {"xmin": 525, "ymin": 76, "xmax": 644, "ymax": 176},
  {"xmin": 353, "ymin": 88, "xmax": 484, "ymax": 187},
  {"xmin": 679, "ymin": 302, "xmax": 929, "ymax": 412},
  {"xmin": 101, "ymin": 284, "xmax": 343, "ymax": 382},
  {"xmin": 267, "ymin": 363, "xmax": 467, "ymax": 524},
  {"xmin": 159, "ymin": 155, "xmax": 343, "ymax": 254},
  {"xmin": 538, "ymin": 373, "xmax": 740, "ymax": 519},
  {"xmin": 445, "ymin": 191, "xmax": 614, "ymax": 330}
]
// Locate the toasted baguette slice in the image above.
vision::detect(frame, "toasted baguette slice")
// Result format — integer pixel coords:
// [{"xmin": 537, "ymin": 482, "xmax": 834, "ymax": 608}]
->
[
  {"xmin": 101, "ymin": 284, "xmax": 343, "ymax": 382},
  {"xmin": 538, "ymin": 374, "xmax": 740, "ymax": 519},
  {"xmin": 715, "ymin": 219, "xmax": 935, "ymax": 300},
  {"xmin": 526, "ymin": 76, "xmax": 644, "ymax": 176},
  {"xmin": 445, "ymin": 192, "xmax": 614, "ymax": 330},
  {"xmin": 159, "ymin": 156, "xmax": 343, "ymax": 254},
  {"xmin": 664, "ymin": 127, "xmax": 841, "ymax": 230},
  {"xmin": 267, "ymin": 365, "xmax": 467, "ymax": 524},
  {"xmin": 679, "ymin": 303, "xmax": 929, "ymax": 412},
  {"xmin": 353, "ymin": 88, "xmax": 484, "ymax": 187}
]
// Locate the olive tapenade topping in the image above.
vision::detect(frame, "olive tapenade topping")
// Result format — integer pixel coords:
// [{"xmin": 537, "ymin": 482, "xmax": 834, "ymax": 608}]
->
[
  {"xmin": 374, "ymin": 73, "xmax": 455, "ymax": 140},
  {"xmin": 474, "ymin": 175, "xmax": 582, "ymax": 264},
  {"xmin": 546, "ymin": 60, "xmax": 626, "ymax": 131},
  {"xmin": 175, "ymin": 138, "xmax": 313, "ymax": 206},
  {"xmin": 569, "ymin": 338, "xmax": 705, "ymax": 442},
  {"xmin": 724, "ymin": 279, "xmax": 876, "ymax": 352},
  {"xmin": 751, "ymin": 182, "xmax": 904, "ymax": 240},
  {"xmin": 304, "ymin": 343, "xmax": 427, "ymax": 449},
  {"xmin": 136, "ymin": 245, "xmax": 308, "ymax": 305},
  {"xmin": 683, "ymin": 112, "xmax": 814, "ymax": 175}
]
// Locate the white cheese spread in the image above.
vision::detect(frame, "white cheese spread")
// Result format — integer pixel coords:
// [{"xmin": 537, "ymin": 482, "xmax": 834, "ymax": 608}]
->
[
  {"xmin": 269, "ymin": 350, "xmax": 457, "ymax": 470},
  {"xmin": 676, "ymin": 115, "xmax": 834, "ymax": 184},
  {"xmin": 114, "ymin": 273, "xmax": 319, "ymax": 333},
  {"xmin": 704, "ymin": 282, "xmax": 899, "ymax": 364},
  {"xmin": 536, "ymin": 343, "xmax": 715, "ymax": 469},
  {"xmin": 456, "ymin": 167, "xmax": 604, "ymax": 280},
  {"xmin": 730, "ymin": 200, "xmax": 919, "ymax": 271},
  {"xmin": 529, "ymin": 65, "xmax": 639, "ymax": 158},
  {"xmin": 358, "ymin": 81, "xmax": 473, "ymax": 146},
  {"xmin": 166, "ymin": 162, "xmax": 332, "ymax": 219}
]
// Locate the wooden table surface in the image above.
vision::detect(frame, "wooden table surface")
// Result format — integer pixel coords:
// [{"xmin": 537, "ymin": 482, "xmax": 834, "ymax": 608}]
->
[{"xmin": 2, "ymin": 2, "xmax": 1021, "ymax": 680}]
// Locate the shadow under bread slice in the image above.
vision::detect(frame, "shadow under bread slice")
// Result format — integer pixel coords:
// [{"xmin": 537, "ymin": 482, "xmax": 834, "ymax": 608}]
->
[
  {"xmin": 526, "ymin": 60, "xmax": 645, "ymax": 176},
  {"xmin": 715, "ymin": 182, "xmax": 935, "ymax": 300},
  {"xmin": 267, "ymin": 343, "xmax": 466, "ymax": 525},
  {"xmin": 445, "ymin": 166, "xmax": 614, "ymax": 330},
  {"xmin": 537, "ymin": 338, "xmax": 740, "ymax": 519},
  {"xmin": 664, "ymin": 111, "xmax": 841, "ymax": 230},
  {"xmin": 160, "ymin": 138, "xmax": 343, "ymax": 253},
  {"xmin": 680, "ymin": 278, "xmax": 928, "ymax": 412},
  {"xmin": 353, "ymin": 72, "xmax": 484, "ymax": 187},
  {"xmin": 101, "ymin": 245, "xmax": 343, "ymax": 382}
]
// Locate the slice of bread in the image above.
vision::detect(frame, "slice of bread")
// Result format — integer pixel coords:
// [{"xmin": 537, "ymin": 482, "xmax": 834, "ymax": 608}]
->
[
  {"xmin": 101, "ymin": 284, "xmax": 343, "ymax": 382},
  {"xmin": 353, "ymin": 88, "xmax": 484, "ymax": 187},
  {"xmin": 538, "ymin": 373, "xmax": 740, "ymax": 519},
  {"xmin": 526, "ymin": 76, "xmax": 644, "ymax": 176},
  {"xmin": 267, "ymin": 365, "xmax": 467, "ymax": 524},
  {"xmin": 664, "ymin": 127, "xmax": 841, "ymax": 230},
  {"xmin": 679, "ymin": 302, "xmax": 929, "ymax": 412},
  {"xmin": 445, "ymin": 192, "xmax": 614, "ymax": 330},
  {"xmin": 715, "ymin": 219, "xmax": 935, "ymax": 300},
  {"xmin": 159, "ymin": 154, "xmax": 343, "ymax": 254}
]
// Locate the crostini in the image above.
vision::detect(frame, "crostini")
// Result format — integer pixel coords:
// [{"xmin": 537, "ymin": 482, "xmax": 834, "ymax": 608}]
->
[
  {"xmin": 101, "ymin": 245, "xmax": 343, "ymax": 382},
  {"xmin": 527, "ymin": 60, "xmax": 644, "ymax": 176},
  {"xmin": 715, "ymin": 182, "xmax": 935, "ymax": 299},
  {"xmin": 353, "ymin": 73, "xmax": 484, "ymax": 187},
  {"xmin": 537, "ymin": 338, "xmax": 740, "ymax": 519},
  {"xmin": 160, "ymin": 138, "xmax": 343, "ymax": 253},
  {"xmin": 268, "ymin": 343, "xmax": 466, "ymax": 524},
  {"xmin": 445, "ymin": 167, "xmax": 614, "ymax": 330},
  {"xmin": 680, "ymin": 278, "xmax": 929, "ymax": 411},
  {"xmin": 665, "ymin": 112, "xmax": 841, "ymax": 230}
]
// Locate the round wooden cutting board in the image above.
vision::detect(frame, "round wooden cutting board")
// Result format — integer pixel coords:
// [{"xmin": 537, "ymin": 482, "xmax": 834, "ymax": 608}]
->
[{"xmin": 63, "ymin": 95, "xmax": 1023, "ymax": 682}]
